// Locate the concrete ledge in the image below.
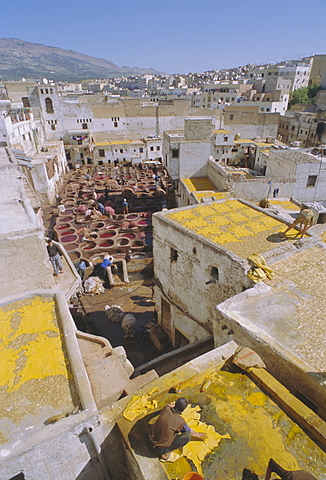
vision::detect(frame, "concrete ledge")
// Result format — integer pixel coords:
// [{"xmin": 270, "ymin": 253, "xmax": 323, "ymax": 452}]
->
[{"xmin": 248, "ymin": 367, "xmax": 326, "ymax": 452}]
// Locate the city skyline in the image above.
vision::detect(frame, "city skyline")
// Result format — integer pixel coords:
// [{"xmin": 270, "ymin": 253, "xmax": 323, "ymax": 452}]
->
[{"xmin": 2, "ymin": 0, "xmax": 325, "ymax": 74}]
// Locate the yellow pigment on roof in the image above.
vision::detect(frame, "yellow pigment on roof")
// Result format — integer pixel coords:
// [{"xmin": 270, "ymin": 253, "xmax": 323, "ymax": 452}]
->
[
  {"xmin": 214, "ymin": 129, "xmax": 232, "ymax": 134},
  {"xmin": 270, "ymin": 200, "xmax": 297, "ymax": 211},
  {"xmin": 194, "ymin": 191, "xmax": 228, "ymax": 201},
  {"xmin": 182, "ymin": 178, "xmax": 215, "ymax": 192},
  {"xmin": 0, "ymin": 297, "xmax": 69, "ymax": 392},
  {"xmin": 167, "ymin": 199, "xmax": 282, "ymax": 257}
]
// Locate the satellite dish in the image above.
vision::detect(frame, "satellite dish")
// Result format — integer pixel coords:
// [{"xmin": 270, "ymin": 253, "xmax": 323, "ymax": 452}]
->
[
  {"xmin": 22, "ymin": 77, "xmax": 26, "ymax": 82},
  {"xmin": 43, "ymin": 78, "xmax": 49, "ymax": 85}
]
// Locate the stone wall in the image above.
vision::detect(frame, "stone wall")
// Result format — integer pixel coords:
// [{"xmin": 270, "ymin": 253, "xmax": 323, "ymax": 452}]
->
[{"xmin": 152, "ymin": 211, "xmax": 251, "ymax": 345}]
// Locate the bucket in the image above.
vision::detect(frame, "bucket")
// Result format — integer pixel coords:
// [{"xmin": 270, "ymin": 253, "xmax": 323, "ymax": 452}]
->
[{"xmin": 182, "ymin": 473, "xmax": 204, "ymax": 480}]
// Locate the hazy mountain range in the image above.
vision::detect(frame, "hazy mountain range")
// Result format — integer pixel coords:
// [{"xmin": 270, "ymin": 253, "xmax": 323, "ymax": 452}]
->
[{"xmin": 0, "ymin": 38, "xmax": 161, "ymax": 82}]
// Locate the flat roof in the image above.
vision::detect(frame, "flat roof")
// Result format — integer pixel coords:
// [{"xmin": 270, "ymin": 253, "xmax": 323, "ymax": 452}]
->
[
  {"xmin": 182, "ymin": 177, "xmax": 215, "ymax": 192},
  {"xmin": 166, "ymin": 199, "xmax": 284, "ymax": 259},
  {"xmin": 264, "ymin": 243, "xmax": 326, "ymax": 372},
  {"xmin": 214, "ymin": 129, "xmax": 232, "ymax": 134}
]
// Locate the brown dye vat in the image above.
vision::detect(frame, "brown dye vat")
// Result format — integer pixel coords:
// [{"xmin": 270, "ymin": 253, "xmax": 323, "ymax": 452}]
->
[
  {"xmin": 118, "ymin": 238, "xmax": 129, "ymax": 246},
  {"xmin": 68, "ymin": 251, "xmax": 81, "ymax": 261},
  {"xmin": 61, "ymin": 234, "xmax": 78, "ymax": 243},
  {"xmin": 99, "ymin": 232, "xmax": 116, "ymax": 238},
  {"xmin": 99, "ymin": 240, "xmax": 114, "ymax": 248},
  {"xmin": 133, "ymin": 240, "xmax": 144, "ymax": 246},
  {"xmin": 91, "ymin": 222, "xmax": 105, "ymax": 229},
  {"xmin": 64, "ymin": 243, "xmax": 78, "ymax": 251},
  {"xmin": 59, "ymin": 216, "xmax": 73, "ymax": 222}
]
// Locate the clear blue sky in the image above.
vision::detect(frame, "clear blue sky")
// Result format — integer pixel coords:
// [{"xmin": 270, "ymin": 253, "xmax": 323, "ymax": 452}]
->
[{"xmin": 2, "ymin": 0, "xmax": 326, "ymax": 74}]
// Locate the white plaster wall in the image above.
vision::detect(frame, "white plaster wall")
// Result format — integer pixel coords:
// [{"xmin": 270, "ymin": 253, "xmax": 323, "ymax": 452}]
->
[
  {"xmin": 179, "ymin": 141, "xmax": 210, "ymax": 178},
  {"xmin": 224, "ymin": 120, "xmax": 279, "ymax": 140},
  {"xmin": 293, "ymin": 161, "xmax": 326, "ymax": 201},
  {"xmin": 232, "ymin": 177, "xmax": 295, "ymax": 201},
  {"xmin": 266, "ymin": 152, "xmax": 297, "ymax": 178},
  {"xmin": 153, "ymin": 211, "xmax": 251, "ymax": 342},
  {"xmin": 206, "ymin": 160, "xmax": 228, "ymax": 190},
  {"xmin": 0, "ymin": 422, "xmax": 111, "ymax": 480}
]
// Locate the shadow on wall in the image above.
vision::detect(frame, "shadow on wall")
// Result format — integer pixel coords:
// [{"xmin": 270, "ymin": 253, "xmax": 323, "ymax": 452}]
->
[{"xmin": 75, "ymin": 423, "xmax": 148, "ymax": 480}]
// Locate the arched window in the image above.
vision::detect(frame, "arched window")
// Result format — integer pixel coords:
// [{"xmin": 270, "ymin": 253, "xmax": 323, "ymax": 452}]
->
[{"xmin": 45, "ymin": 97, "xmax": 54, "ymax": 114}]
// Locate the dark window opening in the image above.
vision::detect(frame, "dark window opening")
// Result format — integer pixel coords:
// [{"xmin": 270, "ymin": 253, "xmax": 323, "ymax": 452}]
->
[
  {"xmin": 51, "ymin": 124, "xmax": 56, "ymax": 130},
  {"xmin": 193, "ymin": 247, "xmax": 197, "ymax": 254},
  {"xmin": 80, "ymin": 153, "xmax": 84, "ymax": 159},
  {"xmin": 150, "ymin": 146, "xmax": 154, "ymax": 151},
  {"xmin": 45, "ymin": 97, "xmax": 54, "ymax": 113},
  {"xmin": 224, "ymin": 136, "xmax": 228, "ymax": 142},
  {"xmin": 98, "ymin": 160, "xmax": 103, "ymax": 166},
  {"xmin": 171, "ymin": 248, "xmax": 178, "ymax": 261},
  {"xmin": 99, "ymin": 149, "xmax": 105, "ymax": 157},
  {"xmin": 140, "ymin": 147, "xmax": 143, "ymax": 153},
  {"xmin": 156, "ymin": 146, "xmax": 160, "ymax": 150},
  {"xmin": 9, "ymin": 473, "xmax": 25, "ymax": 480},
  {"xmin": 211, "ymin": 266, "xmax": 219, "ymax": 281},
  {"xmin": 114, "ymin": 122, "xmax": 118, "ymax": 127},
  {"xmin": 77, "ymin": 139, "xmax": 82, "ymax": 145},
  {"xmin": 66, "ymin": 152, "xmax": 71, "ymax": 160},
  {"xmin": 172, "ymin": 149, "xmax": 179, "ymax": 158},
  {"xmin": 82, "ymin": 123, "xmax": 88, "ymax": 129},
  {"xmin": 175, "ymin": 329, "xmax": 189, "ymax": 349},
  {"xmin": 306, "ymin": 175, "xmax": 317, "ymax": 187},
  {"xmin": 22, "ymin": 97, "xmax": 30, "ymax": 108}
]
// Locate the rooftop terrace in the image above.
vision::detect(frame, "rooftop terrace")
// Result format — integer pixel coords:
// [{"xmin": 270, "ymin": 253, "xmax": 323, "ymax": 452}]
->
[{"xmin": 167, "ymin": 199, "xmax": 285, "ymax": 259}]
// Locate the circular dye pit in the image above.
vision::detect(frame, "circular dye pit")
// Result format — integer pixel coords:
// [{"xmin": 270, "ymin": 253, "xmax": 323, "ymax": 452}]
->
[
  {"xmin": 133, "ymin": 240, "xmax": 144, "ymax": 246},
  {"xmin": 82, "ymin": 242, "xmax": 96, "ymax": 250},
  {"xmin": 100, "ymin": 232, "xmax": 116, "ymax": 239},
  {"xmin": 99, "ymin": 240, "xmax": 114, "ymax": 248},
  {"xmin": 132, "ymin": 253, "xmax": 146, "ymax": 259},
  {"xmin": 61, "ymin": 234, "xmax": 78, "ymax": 243},
  {"xmin": 64, "ymin": 243, "xmax": 78, "ymax": 251},
  {"xmin": 122, "ymin": 233, "xmax": 135, "ymax": 240},
  {"xmin": 91, "ymin": 222, "xmax": 105, "ymax": 229},
  {"xmin": 60, "ymin": 229, "xmax": 75, "ymax": 235},
  {"xmin": 56, "ymin": 224, "xmax": 71, "ymax": 230},
  {"xmin": 118, "ymin": 238, "xmax": 129, "ymax": 246},
  {"xmin": 68, "ymin": 251, "xmax": 81, "ymax": 261},
  {"xmin": 59, "ymin": 216, "xmax": 73, "ymax": 223},
  {"xmin": 126, "ymin": 214, "xmax": 138, "ymax": 220},
  {"xmin": 63, "ymin": 209, "xmax": 73, "ymax": 215},
  {"xmin": 138, "ymin": 220, "xmax": 147, "ymax": 226}
]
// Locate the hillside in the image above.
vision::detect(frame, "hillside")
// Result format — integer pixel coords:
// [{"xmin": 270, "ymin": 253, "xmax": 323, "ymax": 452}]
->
[{"xmin": 0, "ymin": 38, "xmax": 161, "ymax": 81}]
